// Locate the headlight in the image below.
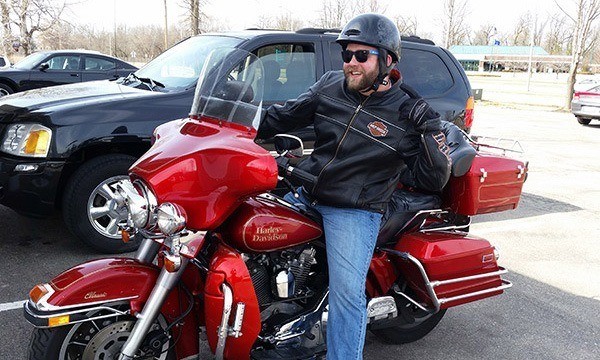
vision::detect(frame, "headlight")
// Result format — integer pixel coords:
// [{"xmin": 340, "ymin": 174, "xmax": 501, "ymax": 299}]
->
[
  {"xmin": 1, "ymin": 123, "xmax": 52, "ymax": 157},
  {"xmin": 156, "ymin": 203, "xmax": 187, "ymax": 236},
  {"xmin": 117, "ymin": 179, "xmax": 157, "ymax": 229}
]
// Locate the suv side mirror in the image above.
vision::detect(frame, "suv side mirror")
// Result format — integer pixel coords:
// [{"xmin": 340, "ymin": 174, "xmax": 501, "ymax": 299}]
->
[
  {"xmin": 274, "ymin": 134, "xmax": 304, "ymax": 158},
  {"xmin": 39, "ymin": 63, "xmax": 49, "ymax": 71}
]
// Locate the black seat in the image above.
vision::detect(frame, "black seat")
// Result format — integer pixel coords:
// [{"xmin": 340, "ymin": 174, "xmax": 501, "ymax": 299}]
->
[
  {"xmin": 376, "ymin": 122, "xmax": 477, "ymax": 246},
  {"xmin": 280, "ymin": 62, "xmax": 313, "ymax": 100}
]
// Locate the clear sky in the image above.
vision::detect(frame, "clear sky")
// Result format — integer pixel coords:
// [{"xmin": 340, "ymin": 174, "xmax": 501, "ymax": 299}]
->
[{"xmin": 67, "ymin": 0, "xmax": 560, "ymax": 44}]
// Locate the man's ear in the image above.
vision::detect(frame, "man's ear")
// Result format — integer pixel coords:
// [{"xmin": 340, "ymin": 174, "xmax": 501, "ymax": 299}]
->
[{"xmin": 387, "ymin": 54, "xmax": 393, "ymax": 67}]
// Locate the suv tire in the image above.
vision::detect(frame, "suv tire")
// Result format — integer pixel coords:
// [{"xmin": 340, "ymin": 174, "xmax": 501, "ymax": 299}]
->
[
  {"xmin": 0, "ymin": 83, "xmax": 13, "ymax": 97},
  {"xmin": 62, "ymin": 154, "xmax": 139, "ymax": 253}
]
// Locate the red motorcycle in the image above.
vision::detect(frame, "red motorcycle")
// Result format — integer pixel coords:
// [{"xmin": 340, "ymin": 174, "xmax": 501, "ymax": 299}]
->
[{"xmin": 24, "ymin": 50, "xmax": 527, "ymax": 360}]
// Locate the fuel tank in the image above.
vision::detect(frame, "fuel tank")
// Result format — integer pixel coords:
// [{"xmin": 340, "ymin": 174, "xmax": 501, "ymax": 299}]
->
[{"xmin": 219, "ymin": 196, "xmax": 323, "ymax": 252}]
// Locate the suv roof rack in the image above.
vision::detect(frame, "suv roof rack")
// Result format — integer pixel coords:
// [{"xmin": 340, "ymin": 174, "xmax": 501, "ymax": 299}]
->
[
  {"xmin": 296, "ymin": 28, "xmax": 341, "ymax": 34},
  {"xmin": 401, "ymin": 35, "xmax": 435, "ymax": 45}
]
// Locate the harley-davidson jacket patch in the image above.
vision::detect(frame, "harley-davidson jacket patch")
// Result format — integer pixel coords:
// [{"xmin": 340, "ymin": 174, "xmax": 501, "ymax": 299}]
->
[{"xmin": 367, "ymin": 121, "xmax": 388, "ymax": 137}]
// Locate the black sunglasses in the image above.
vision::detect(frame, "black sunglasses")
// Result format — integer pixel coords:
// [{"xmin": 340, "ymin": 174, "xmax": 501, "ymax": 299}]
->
[{"xmin": 341, "ymin": 49, "xmax": 379, "ymax": 63}]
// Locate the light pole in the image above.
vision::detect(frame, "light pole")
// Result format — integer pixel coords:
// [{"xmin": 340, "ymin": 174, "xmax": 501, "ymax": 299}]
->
[{"xmin": 163, "ymin": 0, "xmax": 168, "ymax": 50}]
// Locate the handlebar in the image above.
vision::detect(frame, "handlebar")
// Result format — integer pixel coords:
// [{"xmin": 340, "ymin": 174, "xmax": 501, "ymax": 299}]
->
[{"xmin": 275, "ymin": 157, "xmax": 317, "ymax": 185}]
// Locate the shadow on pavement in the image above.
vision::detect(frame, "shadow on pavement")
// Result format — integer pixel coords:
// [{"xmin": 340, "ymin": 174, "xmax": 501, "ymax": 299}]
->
[
  {"xmin": 472, "ymin": 192, "xmax": 582, "ymax": 224},
  {"xmin": 364, "ymin": 271, "xmax": 600, "ymax": 360}
]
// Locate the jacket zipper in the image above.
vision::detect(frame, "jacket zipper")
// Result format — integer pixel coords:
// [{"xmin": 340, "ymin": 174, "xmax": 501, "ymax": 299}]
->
[
  {"xmin": 312, "ymin": 96, "xmax": 370, "ymax": 194},
  {"xmin": 421, "ymin": 133, "xmax": 434, "ymax": 166}
]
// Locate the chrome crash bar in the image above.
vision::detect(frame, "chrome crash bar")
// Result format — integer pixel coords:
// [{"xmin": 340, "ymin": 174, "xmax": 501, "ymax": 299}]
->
[
  {"xmin": 215, "ymin": 283, "xmax": 245, "ymax": 360},
  {"xmin": 382, "ymin": 248, "xmax": 513, "ymax": 313}
]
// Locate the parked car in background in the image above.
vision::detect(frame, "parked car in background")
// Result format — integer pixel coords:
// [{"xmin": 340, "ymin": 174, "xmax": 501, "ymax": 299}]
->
[
  {"xmin": 0, "ymin": 50, "xmax": 137, "ymax": 96},
  {"xmin": 571, "ymin": 85, "xmax": 600, "ymax": 125},
  {"xmin": 0, "ymin": 30, "xmax": 474, "ymax": 253}
]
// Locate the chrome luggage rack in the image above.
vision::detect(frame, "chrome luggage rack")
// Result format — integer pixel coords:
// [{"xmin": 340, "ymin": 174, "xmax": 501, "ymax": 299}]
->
[{"xmin": 468, "ymin": 133, "xmax": 524, "ymax": 156}]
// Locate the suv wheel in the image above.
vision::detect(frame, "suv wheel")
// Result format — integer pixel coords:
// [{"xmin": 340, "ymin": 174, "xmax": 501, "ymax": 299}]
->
[
  {"xmin": 63, "ymin": 154, "xmax": 139, "ymax": 253},
  {"xmin": 577, "ymin": 117, "xmax": 591, "ymax": 125}
]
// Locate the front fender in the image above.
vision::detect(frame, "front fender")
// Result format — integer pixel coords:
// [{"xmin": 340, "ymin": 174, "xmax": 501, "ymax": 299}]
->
[{"xmin": 25, "ymin": 258, "xmax": 159, "ymax": 327}]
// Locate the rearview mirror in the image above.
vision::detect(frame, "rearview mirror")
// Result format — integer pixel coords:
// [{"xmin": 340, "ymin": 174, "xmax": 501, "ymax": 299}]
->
[
  {"xmin": 274, "ymin": 134, "xmax": 304, "ymax": 158},
  {"xmin": 39, "ymin": 63, "xmax": 49, "ymax": 71}
]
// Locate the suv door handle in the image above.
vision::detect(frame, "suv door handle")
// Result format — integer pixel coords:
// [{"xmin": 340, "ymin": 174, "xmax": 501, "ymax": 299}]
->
[{"xmin": 70, "ymin": 73, "xmax": 79, "ymax": 77}]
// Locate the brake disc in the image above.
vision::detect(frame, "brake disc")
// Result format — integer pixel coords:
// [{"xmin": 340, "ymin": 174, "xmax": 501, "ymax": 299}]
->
[{"xmin": 82, "ymin": 320, "xmax": 135, "ymax": 360}]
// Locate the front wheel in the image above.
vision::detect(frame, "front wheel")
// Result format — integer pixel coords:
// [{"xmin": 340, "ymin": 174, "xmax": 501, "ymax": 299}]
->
[
  {"xmin": 62, "ymin": 154, "xmax": 139, "ymax": 253},
  {"xmin": 28, "ymin": 316, "xmax": 174, "ymax": 360},
  {"xmin": 370, "ymin": 283, "xmax": 446, "ymax": 344},
  {"xmin": 576, "ymin": 117, "xmax": 592, "ymax": 125}
]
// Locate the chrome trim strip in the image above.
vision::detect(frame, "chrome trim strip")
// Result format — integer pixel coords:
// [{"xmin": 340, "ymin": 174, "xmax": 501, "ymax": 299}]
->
[
  {"xmin": 215, "ymin": 283, "xmax": 233, "ymax": 360},
  {"xmin": 438, "ymin": 280, "xmax": 513, "ymax": 305},
  {"xmin": 431, "ymin": 268, "xmax": 509, "ymax": 287},
  {"xmin": 35, "ymin": 294, "xmax": 138, "ymax": 312}
]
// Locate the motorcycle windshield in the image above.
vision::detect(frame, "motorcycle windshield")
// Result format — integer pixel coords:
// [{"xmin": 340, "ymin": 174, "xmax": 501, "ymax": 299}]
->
[{"xmin": 189, "ymin": 48, "xmax": 264, "ymax": 131}]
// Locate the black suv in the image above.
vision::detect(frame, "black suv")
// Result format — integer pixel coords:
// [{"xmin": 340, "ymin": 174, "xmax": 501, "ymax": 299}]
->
[{"xmin": 0, "ymin": 29, "xmax": 473, "ymax": 253}]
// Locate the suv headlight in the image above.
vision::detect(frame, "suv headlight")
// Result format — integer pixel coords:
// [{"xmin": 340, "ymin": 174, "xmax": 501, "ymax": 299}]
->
[{"xmin": 1, "ymin": 123, "xmax": 52, "ymax": 157}]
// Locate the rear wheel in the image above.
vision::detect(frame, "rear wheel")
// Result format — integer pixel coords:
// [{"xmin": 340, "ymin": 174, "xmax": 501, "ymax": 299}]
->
[
  {"xmin": 370, "ymin": 282, "xmax": 446, "ymax": 344},
  {"xmin": 577, "ymin": 117, "xmax": 592, "ymax": 125},
  {"xmin": 28, "ymin": 313, "xmax": 174, "ymax": 360},
  {"xmin": 62, "ymin": 154, "xmax": 139, "ymax": 253}
]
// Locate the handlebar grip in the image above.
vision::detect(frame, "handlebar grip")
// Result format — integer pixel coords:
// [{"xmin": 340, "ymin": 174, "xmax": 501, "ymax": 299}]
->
[
  {"xmin": 289, "ymin": 166, "xmax": 317, "ymax": 185},
  {"xmin": 275, "ymin": 157, "xmax": 317, "ymax": 185}
]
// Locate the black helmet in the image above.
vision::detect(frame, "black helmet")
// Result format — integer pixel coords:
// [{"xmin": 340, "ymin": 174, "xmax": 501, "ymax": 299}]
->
[{"xmin": 336, "ymin": 13, "xmax": 401, "ymax": 62}]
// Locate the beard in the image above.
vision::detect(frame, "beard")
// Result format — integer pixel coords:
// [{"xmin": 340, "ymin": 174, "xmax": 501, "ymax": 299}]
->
[{"xmin": 344, "ymin": 65, "xmax": 379, "ymax": 92}]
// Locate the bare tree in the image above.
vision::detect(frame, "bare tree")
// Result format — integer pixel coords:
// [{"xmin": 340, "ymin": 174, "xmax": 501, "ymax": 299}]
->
[
  {"xmin": 441, "ymin": 0, "xmax": 471, "ymax": 48},
  {"xmin": 556, "ymin": 0, "xmax": 600, "ymax": 107},
  {"xmin": 272, "ymin": 12, "xmax": 303, "ymax": 31},
  {"xmin": 394, "ymin": 15, "xmax": 419, "ymax": 36},
  {"xmin": 317, "ymin": 0, "xmax": 350, "ymax": 29},
  {"xmin": 544, "ymin": 13, "xmax": 570, "ymax": 54},
  {"xmin": 355, "ymin": 0, "xmax": 387, "ymax": 14},
  {"xmin": 472, "ymin": 24, "xmax": 498, "ymax": 45},
  {"xmin": 179, "ymin": 0, "xmax": 207, "ymax": 36},
  {"xmin": 510, "ymin": 13, "xmax": 533, "ymax": 46},
  {"xmin": 0, "ymin": 0, "xmax": 71, "ymax": 55}
]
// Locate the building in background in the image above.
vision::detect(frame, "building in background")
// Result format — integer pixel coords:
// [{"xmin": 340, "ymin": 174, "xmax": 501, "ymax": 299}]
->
[{"xmin": 450, "ymin": 45, "xmax": 571, "ymax": 73}]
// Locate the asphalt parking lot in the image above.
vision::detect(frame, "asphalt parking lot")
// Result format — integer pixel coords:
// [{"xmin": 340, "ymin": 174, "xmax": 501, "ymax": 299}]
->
[{"xmin": 0, "ymin": 89, "xmax": 599, "ymax": 358}]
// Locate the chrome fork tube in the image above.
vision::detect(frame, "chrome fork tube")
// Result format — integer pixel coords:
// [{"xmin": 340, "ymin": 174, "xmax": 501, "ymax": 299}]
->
[
  {"xmin": 118, "ymin": 257, "xmax": 189, "ymax": 360},
  {"xmin": 134, "ymin": 237, "xmax": 161, "ymax": 264}
]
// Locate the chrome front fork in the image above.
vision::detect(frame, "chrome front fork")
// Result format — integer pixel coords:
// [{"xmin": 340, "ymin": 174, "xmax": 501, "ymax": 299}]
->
[
  {"xmin": 134, "ymin": 236, "xmax": 162, "ymax": 264},
  {"xmin": 118, "ymin": 257, "xmax": 189, "ymax": 360}
]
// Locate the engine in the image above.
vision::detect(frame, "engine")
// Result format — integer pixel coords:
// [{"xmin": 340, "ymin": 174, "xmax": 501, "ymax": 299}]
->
[{"xmin": 245, "ymin": 245, "xmax": 325, "ymax": 323}]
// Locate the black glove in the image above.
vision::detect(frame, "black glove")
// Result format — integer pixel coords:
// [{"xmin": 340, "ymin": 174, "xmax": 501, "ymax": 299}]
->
[{"xmin": 400, "ymin": 98, "xmax": 442, "ymax": 133}]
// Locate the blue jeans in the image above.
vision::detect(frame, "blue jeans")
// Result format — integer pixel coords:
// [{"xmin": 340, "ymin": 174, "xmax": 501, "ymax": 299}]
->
[{"xmin": 284, "ymin": 188, "xmax": 382, "ymax": 360}]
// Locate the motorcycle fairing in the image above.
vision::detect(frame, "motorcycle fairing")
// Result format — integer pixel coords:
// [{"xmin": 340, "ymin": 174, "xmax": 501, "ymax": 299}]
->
[
  {"xmin": 130, "ymin": 117, "xmax": 279, "ymax": 231},
  {"xmin": 204, "ymin": 243, "xmax": 261, "ymax": 360}
]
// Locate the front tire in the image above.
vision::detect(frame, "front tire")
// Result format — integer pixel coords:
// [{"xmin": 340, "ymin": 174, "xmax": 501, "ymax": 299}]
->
[
  {"xmin": 370, "ymin": 283, "xmax": 446, "ymax": 344},
  {"xmin": 0, "ymin": 82, "xmax": 13, "ymax": 97},
  {"xmin": 28, "ymin": 316, "xmax": 174, "ymax": 360},
  {"xmin": 62, "ymin": 154, "xmax": 139, "ymax": 253},
  {"xmin": 577, "ymin": 117, "xmax": 592, "ymax": 125}
]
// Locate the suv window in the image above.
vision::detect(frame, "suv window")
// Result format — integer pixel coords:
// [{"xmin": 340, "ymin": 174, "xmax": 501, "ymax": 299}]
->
[
  {"xmin": 85, "ymin": 57, "xmax": 115, "ymax": 71},
  {"xmin": 399, "ymin": 49, "xmax": 454, "ymax": 97},
  {"xmin": 257, "ymin": 44, "xmax": 316, "ymax": 102},
  {"xmin": 329, "ymin": 42, "xmax": 344, "ymax": 70}
]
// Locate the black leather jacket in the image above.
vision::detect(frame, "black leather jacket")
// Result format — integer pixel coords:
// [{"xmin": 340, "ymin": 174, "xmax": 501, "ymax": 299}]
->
[{"xmin": 258, "ymin": 71, "xmax": 451, "ymax": 213}]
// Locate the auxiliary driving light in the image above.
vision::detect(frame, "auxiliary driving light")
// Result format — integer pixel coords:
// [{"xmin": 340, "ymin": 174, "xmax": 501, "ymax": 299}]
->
[{"xmin": 156, "ymin": 203, "xmax": 187, "ymax": 236}]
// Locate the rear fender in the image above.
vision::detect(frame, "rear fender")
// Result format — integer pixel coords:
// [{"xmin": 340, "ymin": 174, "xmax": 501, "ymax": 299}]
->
[{"xmin": 367, "ymin": 251, "xmax": 399, "ymax": 298}]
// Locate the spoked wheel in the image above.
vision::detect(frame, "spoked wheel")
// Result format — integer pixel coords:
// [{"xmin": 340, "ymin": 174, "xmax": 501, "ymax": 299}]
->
[
  {"xmin": 28, "ymin": 310, "xmax": 174, "ymax": 360},
  {"xmin": 370, "ymin": 281, "xmax": 446, "ymax": 344}
]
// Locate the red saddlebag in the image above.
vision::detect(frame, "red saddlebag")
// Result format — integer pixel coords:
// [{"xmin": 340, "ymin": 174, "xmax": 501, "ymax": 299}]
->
[
  {"xmin": 394, "ymin": 232, "xmax": 509, "ymax": 310},
  {"xmin": 445, "ymin": 153, "xmax": 527, "ymax": 215}
]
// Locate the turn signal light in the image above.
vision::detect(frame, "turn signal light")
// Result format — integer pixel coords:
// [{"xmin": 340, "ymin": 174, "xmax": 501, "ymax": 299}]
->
[
  {"xmin": 24, "ymin": 130, "xmax": 51, "ymax": 156},
  {"xmin": 29, "ymin": 284, "xmax": 49, "ymax": 303},
  {"xmin": 121, "ymin": 229, "xmax": 130, "ymax": 243},
  {"xmin": 464, "ymin": 96, "xmax": 475, "ymax": 129},
  {"xmin": 164, "ymin": 253, "xmax": 182, "ymax": 273},
  {"xmin": 48, "ymin": 315, "xmax": 70, "ymax": 327}
]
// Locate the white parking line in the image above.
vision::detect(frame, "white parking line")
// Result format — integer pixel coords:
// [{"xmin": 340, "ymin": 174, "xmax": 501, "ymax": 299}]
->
[{"xmin": 0, "ymin": 300, "xmax": 26, "ymax": 312}]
